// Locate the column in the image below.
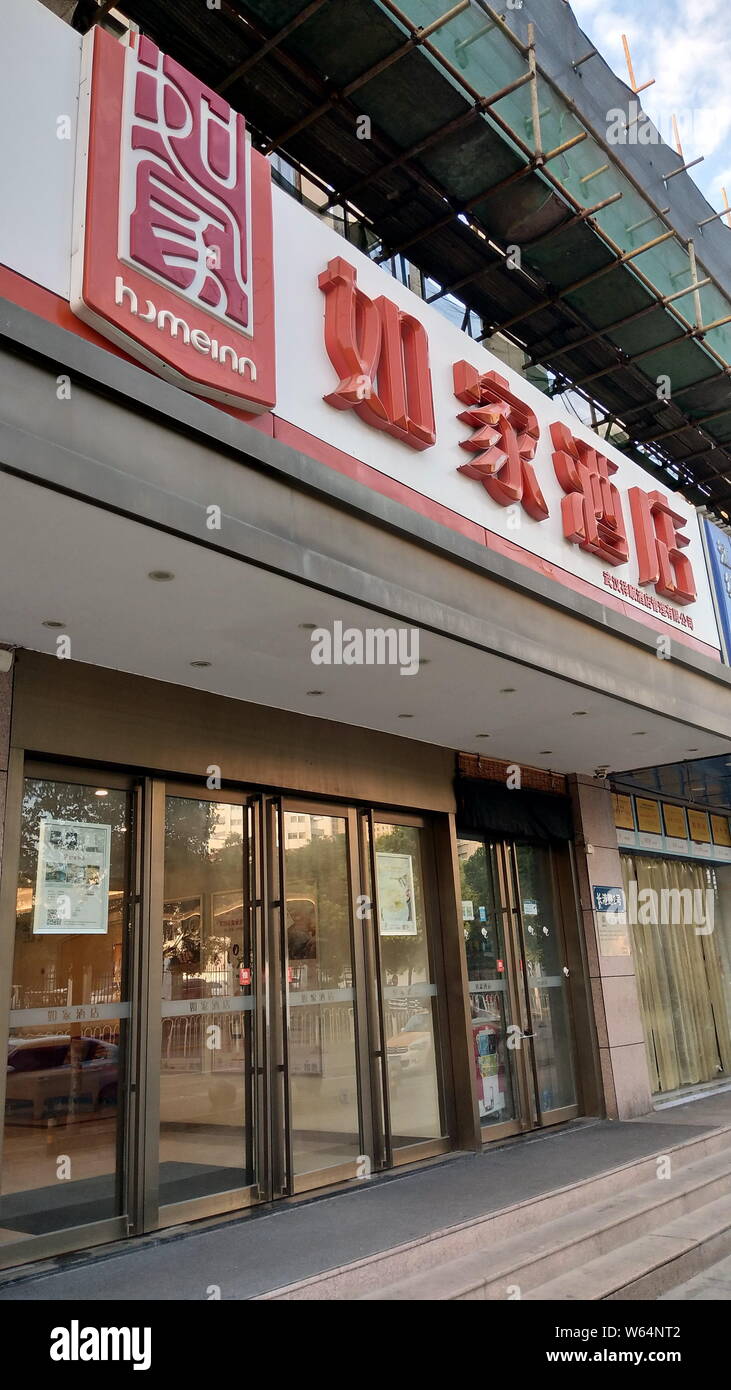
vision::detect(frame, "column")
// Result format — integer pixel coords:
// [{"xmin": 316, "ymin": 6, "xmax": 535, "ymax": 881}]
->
[{"xmin": 569, "ymin": 774, "xmax": 653, "ymax": 1120}]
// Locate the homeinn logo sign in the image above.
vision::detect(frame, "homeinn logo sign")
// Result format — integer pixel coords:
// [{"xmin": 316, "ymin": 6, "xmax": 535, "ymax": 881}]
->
[{"xmin": 71, "ymin": 28, "xmax": 276, "ymax": 410}]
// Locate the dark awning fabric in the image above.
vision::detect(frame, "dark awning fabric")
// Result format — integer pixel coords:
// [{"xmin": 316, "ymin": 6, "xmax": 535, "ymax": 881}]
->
[{"xmin": 455, "ymin": 777, "xmax": 573, "ymax": 843}]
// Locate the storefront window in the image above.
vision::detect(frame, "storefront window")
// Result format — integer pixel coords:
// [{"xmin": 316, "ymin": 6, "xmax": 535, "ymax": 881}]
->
[
  {"xmin": 1, "ymin": 778, "xmax": 132, "ymax": 1240},
  {"xmin": 620, "ymin": 853, "xmax": 731, "ymax": 1093}
]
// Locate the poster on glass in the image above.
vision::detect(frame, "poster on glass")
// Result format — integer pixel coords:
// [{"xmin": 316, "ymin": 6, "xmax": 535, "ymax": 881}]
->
[{"xmin": 33, "ymin": 818, "xmax": 112, "ymax": 935}]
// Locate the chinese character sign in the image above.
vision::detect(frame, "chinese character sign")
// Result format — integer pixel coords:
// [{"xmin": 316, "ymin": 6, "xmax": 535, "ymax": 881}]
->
[
  {"xmin": 453, "ymin": 361, "xmax": 548, "ymax": 521},
  {"xmin": 550, "ymin": 421, "xmax": 629, "ymax": 566},
  {"xmin": 319, "ymin": 257, "xmax": 436, "ymax": 450},
  {"xmin": 122, "ymin": 36, "xmax": 251, "ymax": 334},
  {"xmin": 629, "ymin": 488, "xmax": 696, "ymax": 604},
  {"xmin": 72, "ymin": 27, "xmax": 276, "ymax": 409}
]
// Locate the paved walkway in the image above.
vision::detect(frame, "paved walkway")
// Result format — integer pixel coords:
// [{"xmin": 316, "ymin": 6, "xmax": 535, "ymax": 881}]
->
[{"xmin": 1, "ymin": 1090, "xmax": 730, "ymax": 1301}]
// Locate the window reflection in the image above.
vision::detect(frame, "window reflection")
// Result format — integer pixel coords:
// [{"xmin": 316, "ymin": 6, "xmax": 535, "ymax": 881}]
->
[
  {"xmin": 375, "ymin": 823, "xmax": 444, "ymax": 1145},
  {"xmin": 1, "ymin": 779, "xmax": 132, "ymax": 1239},
  {"xmin": 284, "ymin": 813, "xmax": 361, "ymax": 1177}
]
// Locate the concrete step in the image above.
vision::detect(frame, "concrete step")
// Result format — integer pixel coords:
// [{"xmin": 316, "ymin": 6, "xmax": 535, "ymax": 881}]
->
[
  {"xmin": 258, "ymin": 1124, "xmax": 731, "ymax": 1301},
  {"xmin": 526, "ymin": 1193, "xmax": 731, "ymax": 1301},
  {"xmin": 358, "ymin": 1145, "xmax": 731, "ymax": 1301}
]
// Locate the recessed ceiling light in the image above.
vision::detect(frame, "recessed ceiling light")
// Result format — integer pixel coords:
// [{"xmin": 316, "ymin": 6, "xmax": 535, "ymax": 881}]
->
[
  {"xmin": 190, "ymin": 660, "xmax": 211, "ymax": 668},
  {"xmin": 148, "ymin": 570, "xmax": 175, "ymax": 582},
  {"xmin": 632, "ymin": 731, "xmax": 646, "ymax": 736},
  {"xmin": 397, "ymin": 713, "xmax": 414, "ymax": 718},
  {"xmin": 686, "ymin": 748, "xmax": 699, "ymax": 753},
  {"xmin": 94, "ymin": 789, "xmax": 109, "ymax": 797},
  {"xmin": 475, "ymin": 733, "xmax": 490, "ymax": 739},
  {"xmin": 42, "ymin": 620, "xmax": 65, "ymax": 628},
  {"xmin": 299, "ymin": 623, "xmax": 318, "ymax": 631},
  {"xmin": 306, "ymin": 690, "xmax": 323, "ymax": 696},
  {"xmin": 539, "ymin": 750, "xmax": 553, "ymax": 755},
  {"xmin": 572, "ymin": 711, "xmax": 588, "ymax": 716},
  {"xmin": 499, "ymin": 687, "xmax": 516, "ymax": 694}
]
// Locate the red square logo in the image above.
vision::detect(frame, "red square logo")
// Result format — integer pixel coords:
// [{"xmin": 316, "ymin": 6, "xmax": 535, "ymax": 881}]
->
[{"xmin": 71, "ymin": 29, "xmax": 276, "ymax": 411}]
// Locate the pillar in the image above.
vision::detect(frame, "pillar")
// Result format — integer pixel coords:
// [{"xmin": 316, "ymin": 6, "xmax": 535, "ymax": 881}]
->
[{"xmin": 569, "ymin": 773, "xmax": 653, "ymax": 1119}]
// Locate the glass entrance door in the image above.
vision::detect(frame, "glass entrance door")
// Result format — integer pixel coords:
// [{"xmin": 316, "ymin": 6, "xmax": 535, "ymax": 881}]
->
[
  {"xmin": 510, "ymin": 843, "xmax": 577, "ymax": 1124},
  {"xmin": 0, "ymin": 770, "xmax": 453, "ymax": 1264},
  {"xmin": 0, "ymin": 770, "xmax": 137, "ymax": 1264},
  {"xmin": 156, "ymin": 792, "xmax": 256, "ymax": 1223},
  {"xmin": 458, "ymin": 834, "xmax": 578, "ymax": 1136},
  {"xmin": 152, "ymin": 791, "xmax": 450, "ymax": 1224},
  {"xmin": 280, "ymin": 806, "xmax": 363, "ymax": 1192}
]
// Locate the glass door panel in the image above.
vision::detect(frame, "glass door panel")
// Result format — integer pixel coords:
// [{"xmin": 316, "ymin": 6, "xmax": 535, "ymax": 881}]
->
[
  {"xmin": 159, "ymin": 796, "xmax": 254, "ymax": 1209},
  {"xmin": 1, "ymin": 776, "xmax": 133, "ymax": 1243},
  {"xmin": 457, "ymin": 837, "xmax": 518, "ymax": 1129},
  {"xmin": 283, "ymin": 811, "xmax": 361, "ymax": 1183},
  {"xmin": 513, "ymin": 844, "xmax": 576, "ymax": 1118},
  {"xmin": 374, "ymin": 822, "xmax": 445, "ymax": 1148}
]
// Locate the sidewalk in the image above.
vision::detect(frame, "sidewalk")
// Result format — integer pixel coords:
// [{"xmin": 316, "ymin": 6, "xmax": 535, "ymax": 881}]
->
[{"xmin": 1, "ymin": 1091, "xmax": 730, "ymax": 1301}]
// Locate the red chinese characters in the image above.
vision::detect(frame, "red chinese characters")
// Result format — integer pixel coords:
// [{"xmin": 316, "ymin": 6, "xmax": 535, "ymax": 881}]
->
[
  {"xmin": 628, "ymin": 488, "xmax": 697, "ymax": 604},
  {"xmin": 550, "ymin": 421, "xmax": 629, "ymax": 566},
  {"xmin": 453, "ymin": 362, "xmax": 548, "ymax": 520},
  {"xmin": 125, "ymin": 36, "xmax": 251, "ymax": 331},
  {"xmin": 318, "ymin": 257, "xmax": 436, "ymax": 450}
]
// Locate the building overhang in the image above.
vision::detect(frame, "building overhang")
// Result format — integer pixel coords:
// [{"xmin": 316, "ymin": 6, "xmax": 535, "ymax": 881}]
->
[{"xmin": 2, "ymin": 297, "xmax": 730, "ymax": 777}]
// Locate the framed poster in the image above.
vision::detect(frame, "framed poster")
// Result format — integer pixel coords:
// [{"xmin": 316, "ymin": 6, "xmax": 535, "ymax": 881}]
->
[
  {"xmin": 612, "ymin": 794, "xmax": 635, "ymax": 831},
  {"xmin": 711, "ymin": 814, "xmax": 731, "ymax": 848},
  {"xmin": 376, "ymin": 852, "xmax": 417, "ymax": 936},
  {"xmin": 33, "ymin": 818, "xmax": 111, "ymax": 935},
  {"xmin": 688, "ymin": 809, "xmax": 711, "ymax": 844},
  {"xmin": 636, "ymin": 798, "xmax": 662, "ymax": 835},
  {"xmin": 662, "ymin": 803, "xmax": 688, "ymax": 840}
]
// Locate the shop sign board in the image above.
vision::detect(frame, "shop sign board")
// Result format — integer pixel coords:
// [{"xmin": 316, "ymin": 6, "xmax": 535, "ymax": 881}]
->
[
  {"xmin": 704, "ymin": 519, "xmax": 731, "ymax": 661},
  {"xmin": 0, "ymin": 1, "xmax": 724, "ymax": 654},
  {"xmin": 71, "ymin": 28, "xmax": 276, "ymax": 410}
]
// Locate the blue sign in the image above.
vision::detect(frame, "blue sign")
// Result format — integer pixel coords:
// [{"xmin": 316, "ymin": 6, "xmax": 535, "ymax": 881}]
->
[
  {"xmin": 593, "ymin": 885, "xmax": 625, "ymax": 914},
  {"xmin": 704, "ymin": 519, "xmax": 731, "ymax": 662}
]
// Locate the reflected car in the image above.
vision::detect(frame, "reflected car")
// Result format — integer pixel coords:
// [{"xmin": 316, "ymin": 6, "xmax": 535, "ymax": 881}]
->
[
  {"xmin": 386, "ymin": 1011, "xmax": 432, "ymax": 1074},
  {"xmin": 5, "ymin": 1035, "xmax": 119, "ymax": 1125}
]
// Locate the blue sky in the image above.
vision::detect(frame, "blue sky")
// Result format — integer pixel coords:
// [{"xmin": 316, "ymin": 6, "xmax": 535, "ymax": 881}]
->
[{"xmin": 570, "ymin": 0, "xmax": 731, "ymax": 213}]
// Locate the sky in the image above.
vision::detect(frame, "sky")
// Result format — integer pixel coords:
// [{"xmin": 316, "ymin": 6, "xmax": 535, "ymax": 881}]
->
[{"xmin": 570, "ymin": 0, "xmax": 731, "ymax": 213}]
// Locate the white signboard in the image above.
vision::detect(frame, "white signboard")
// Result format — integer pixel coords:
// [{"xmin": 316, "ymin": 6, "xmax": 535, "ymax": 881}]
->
[
  {"xmin": 33, "ymin": 818, "xmax": 112, "ymax": 935},
  {"xmin": 0, "ymin": 0, "xmax": 722, "ymax": 654},
  {"xmin": 377, "ymin": 851, "xmax": 417, "ymax": 936}
]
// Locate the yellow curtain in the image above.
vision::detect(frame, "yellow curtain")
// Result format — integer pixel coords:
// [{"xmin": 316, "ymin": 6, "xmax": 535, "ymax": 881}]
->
[{"xmin": 620, "ymin": 854, "xmax": 731, "ymax": 1094}]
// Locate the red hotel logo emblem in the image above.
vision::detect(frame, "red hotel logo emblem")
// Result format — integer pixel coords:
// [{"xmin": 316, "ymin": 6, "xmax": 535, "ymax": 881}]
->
[{"xmin": 71, "ymin": 29, "xmax": 276, "ymax": 410}]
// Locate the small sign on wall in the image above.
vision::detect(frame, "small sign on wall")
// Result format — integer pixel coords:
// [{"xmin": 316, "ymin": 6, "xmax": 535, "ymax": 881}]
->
[{"xmin": 593, "ymin": 885, "xmax": 630, "ymax": 957}]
